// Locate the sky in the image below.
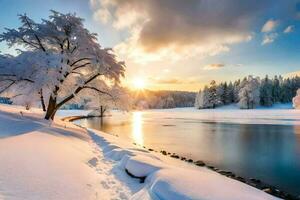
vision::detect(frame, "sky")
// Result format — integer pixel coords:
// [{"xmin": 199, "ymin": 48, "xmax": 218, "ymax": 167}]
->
[{"xmin": 1, "ymin": 0, "xmax": 300, "ymax": 91}]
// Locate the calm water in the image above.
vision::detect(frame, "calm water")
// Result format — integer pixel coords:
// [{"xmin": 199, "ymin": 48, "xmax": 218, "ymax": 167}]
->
[{"xmin": 76, "ymin": 110, "xmax": 300, "ymax": 196}]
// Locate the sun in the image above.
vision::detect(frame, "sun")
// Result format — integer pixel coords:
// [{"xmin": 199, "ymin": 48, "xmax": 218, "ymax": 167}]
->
[{"xmin": 132, "ymin": 78, "xmax": 146, "ymax": 90}]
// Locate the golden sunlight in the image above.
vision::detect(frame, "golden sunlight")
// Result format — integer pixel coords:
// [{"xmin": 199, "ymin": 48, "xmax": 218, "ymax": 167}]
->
[
  {"xmin": 132, "ymin": 77, "xmax": 146, "ymax": 90},
  {"xmin": 132, "ymin": 112, "xmax": 144, "ymax": 146}
]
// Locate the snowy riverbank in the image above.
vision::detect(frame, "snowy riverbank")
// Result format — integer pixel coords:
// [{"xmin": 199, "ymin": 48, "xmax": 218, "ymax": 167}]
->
[
  {"xmin": 132, "ymin": 103, "xmax": 300, "ymax": 126},
  {"xmin": 0, "ymin": 103, "xmax": 281, "ymax": 200}
]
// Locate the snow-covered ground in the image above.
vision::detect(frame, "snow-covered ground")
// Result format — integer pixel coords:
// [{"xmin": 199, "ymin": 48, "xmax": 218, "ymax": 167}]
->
[
  {"xmin": 0, "ymin": 103, "xmax": 279, "ymax": 200},
  {"xmin": 137, "ymin": 103, "xmax": 300, "ymax": 126}
]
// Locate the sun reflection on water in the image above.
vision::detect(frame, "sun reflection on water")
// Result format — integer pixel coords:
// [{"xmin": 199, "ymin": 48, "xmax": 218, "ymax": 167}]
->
[{"xmin": 132, "ymin": 111, "xmax": 144, "ymax": 146}]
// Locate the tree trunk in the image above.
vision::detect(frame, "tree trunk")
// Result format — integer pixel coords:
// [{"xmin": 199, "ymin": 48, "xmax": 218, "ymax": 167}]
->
[
  {"xmin": 100, "ymin": 106, "xmax": 104, "ymax": 117},
  {"xmin": 45, "ymin": 96, "xmax": 57, "ymax": 120},
  {"xmin": 40, "ymin": 89, "xmax": 46, "ymax": 112}
]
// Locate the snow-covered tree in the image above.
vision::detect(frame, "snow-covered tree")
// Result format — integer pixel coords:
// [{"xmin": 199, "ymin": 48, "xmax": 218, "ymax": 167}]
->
[
  {"xmin": 260, "ymin": 75, "xmax": 273, "ymax": 106},
  {"xmin": 280, "ymin": 78, "xmax": 293, "ymax": 103},
  {"xmin": 233, "ymin": 79, "xmax": 241, "ymax": 103},
  {"xmin": 195, "ymin": 86, "xmax": 211, "ymax": 109},
  {"xmin": 207, "ymin": 80, "xmax": 219, "ymax": 108},
  {"xmin": 292, "ymin": 89, "xmax": 300, "ymax": 109},
  {"xmin": 216, "ymin": 83, "xmax": 225, "ymax": 106},
  {"xmin": 238, "ymin": 76, "xmax": 260, "ymax": 109},
  {"xmin": 226, "ymin": 82, "xmax": 235, "ymax": 104},
  {"xmin": 0, "ymin": 51, "xmax": 61, "ymax": 111},
  {"xmin": 194, "ymin": 90, "xmax": 201, "ymax": 108},
  {"xmin": 272, "ymin": 75, "xmax": 281, "ymax": 103},
  {"xmin": 87, "ymin": 86, "xmax": 131, "ymax": 117},
  {"xmin": 0, "ymin": 11, "xmax": 125, "ymax": 119}
]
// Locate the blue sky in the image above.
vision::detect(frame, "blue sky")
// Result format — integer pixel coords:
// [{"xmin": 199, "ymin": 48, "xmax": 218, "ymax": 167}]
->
[{"xmin": 1, "ymin": 0, "xmax": 300, "ymax": 91}]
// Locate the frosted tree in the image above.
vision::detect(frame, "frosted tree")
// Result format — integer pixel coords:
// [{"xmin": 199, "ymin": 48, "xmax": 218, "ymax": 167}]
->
[
  {"xmin": 233, "ymin": 79, "xmax": 241, "ymax": 103},
  {"xmin": 0, "ymin": 51, "xmax": 61, "ymax": 111},
  {"xmin": 238, "ymin": 76, "xmax": 260, "ymax": 109},
  {"xmin": 0, "ymin": 11, "xmax": 125, "ymax": 119},
  {"xmin": 292, "ymin": 89, "xmax": 300, "ymax": 109},
  {"xmin": 260, "ymin": 75, "xmax": 273, "ymax": 106},
  {"xmin": 87, "ymin": 86, "xmax": 131, "ymax": 117},
  {"xmin": 218, "ymin": 82, "xmax": 231, "ymax": 105},
  {"xmin": 272, "ymin": 75, "xmax": 281, "ymax": 103},
  {"xmin": 280, "ymin": 78, "xmax": 293, "ymax": 103},
  {"xmin": 226, "ymin": 82, "xmax": 235, "ymax": 104},
  {"xmin": 207, "ymin": 80, "xmax": 219, "ymax": 108},
  {"xmin": 195, "ymin": 90, "xmax": 203, "ymax": 109},
  {"xmin": 216, "ymin": 83, "xmax": 225, "ymax": 106},
  {"xmin": 195, "ymin": 86, "xmax": 211, "ymax": 109}
]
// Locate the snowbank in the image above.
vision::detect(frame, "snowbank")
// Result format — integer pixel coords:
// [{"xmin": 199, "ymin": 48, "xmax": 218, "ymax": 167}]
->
[
  {"xmin": 88, "ymin": 128, "xmax": 279, "ymax": 200},
  {"xmin": 0, "ymin": 104, "xmax": 135, "ymax": 199},
  {"xmin": 0, "ymin": 104, "xmax": 280, "ymax": 199}
]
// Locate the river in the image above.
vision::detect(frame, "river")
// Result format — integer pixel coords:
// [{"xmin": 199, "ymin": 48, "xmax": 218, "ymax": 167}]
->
[{"xmin": 75, "ymin": 108, "xmax": 300, "ymax": 196}]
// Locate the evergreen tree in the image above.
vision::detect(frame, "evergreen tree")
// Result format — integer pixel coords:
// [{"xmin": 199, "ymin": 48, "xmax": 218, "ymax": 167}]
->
[
  {"xmin": 233, "ymin": 79, "xmax": 241, "ymax": 103},
  {"xmin": 226, "ymin": 82, "xmax": 235, "ymax": 104},
  {"xmin": 197, "ymin": 86, "xmax": 211, "ymax": 109},
  {"xmin": 208, "ymin": 80, "xmax": 218, "ymax": 108},
  {"xmin": 238, "ymin": 76, "xmax": 260, "ymax": 109},
  {"xmin": 260, "ymin": 75, "xmax": 273, "ymax": 106},
  {"xmin": 272, "ymin": 75, "xmax": 281, "ymax": 103},
  {"xmin": 216, "ymin": 83, "xmax": 225, "ymax": 106},
  {"xmin": 195, "ymin": 74, "xmax": 300, "ymax": 110}
]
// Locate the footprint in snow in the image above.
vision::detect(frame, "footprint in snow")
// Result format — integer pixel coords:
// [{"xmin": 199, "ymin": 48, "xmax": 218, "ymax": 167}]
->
[
  {"xmin": 88, "ymin": 157, "xmax": 98, "ymax": 167},
  {"xmin": 100, "ymin": 180, "xmax": 110, "ymax": 189}
]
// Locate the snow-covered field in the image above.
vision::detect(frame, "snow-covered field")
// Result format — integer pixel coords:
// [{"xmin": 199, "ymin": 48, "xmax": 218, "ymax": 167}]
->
[{"xmin": 0, "ymin": 104, "xmax": 280, "ymax": 200}]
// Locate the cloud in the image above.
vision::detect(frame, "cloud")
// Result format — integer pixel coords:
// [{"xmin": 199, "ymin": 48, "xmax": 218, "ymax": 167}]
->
[
  {"xmin": 261, "ymin": 33, "xmax": 278, "ymax": 45},
  {"xmin": 261, "ymin": 19, "xmax": 280, "ymax": 33},
  {"xmin": 91, "ymin": 0, "xmax": 285, "ymax": 63},
  {"xmin": 284, "ymin": 25, "xmax": 295, "ymax": 33},
  {"xmin": 235, "ymin": 64, "xmax": 244, "ymax": 67},
  {"xmin": 93, "ymin": 8, "xmax": 111, "ymax": 23},
  {"xmin": 91, "ymin": 0, "xmax": 299, "ymax": 63},
  {"xmin": 151, "ymin": 77, "xmax": 198, "ymax": 84},
  {"xmin": 203, "ymin": 63, "xmax": 225, "ymax": 70}
]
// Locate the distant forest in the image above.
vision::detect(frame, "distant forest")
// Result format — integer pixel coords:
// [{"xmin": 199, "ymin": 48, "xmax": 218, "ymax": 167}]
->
[
  {"xmin": 195, "ymin": 75, "xmax": 300, "ymax": 109},
  {"xmin": 132, "ymin": 90, "xmax": 196, "ymax": 109}
]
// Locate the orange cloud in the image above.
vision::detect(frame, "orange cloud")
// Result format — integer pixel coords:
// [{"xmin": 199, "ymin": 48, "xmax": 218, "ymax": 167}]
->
[
  {"xmin": 203, "ymin": 63, "xmax": 225, "ymax": 70},
  {"xmin": 151, "ymin": 77, "xmax": 199, "ymax": 84}
]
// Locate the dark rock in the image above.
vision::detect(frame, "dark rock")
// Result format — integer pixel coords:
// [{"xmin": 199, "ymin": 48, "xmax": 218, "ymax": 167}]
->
[
  {"xmin": 235, "ymin": 176, "xmax": 246, "ymax": 183},
  {"xmin": 181, "ymin": 157, "xmax": 186, "ymax": 161},
  {"xmin": 194, "ymin": 160, "xmax": 205, "ymax": 166},
  {"xmin": 249, "ymin": 182, "xmax": 257, "ymax": 187},
  {"xmin": 171, "ymin": 154, "xmax": 180, "ymax": 159},
  {"xmin": 207, "ymin": 166, "xmax": 218, "ymax": 171},
  {"xmin": 187, "ymin": 159, "xmax": 193, "ymax": 163},
  {"xmin": 262, "ymin": 188, "xmax": 273, "ymax": 194},
  {"xmin": 148, "ymin": 148, "xmax": 154, "ymax": 151},
  {"xmin": 250, "ymin": 178, "xmax": 261, "ymax": 184},
  {"xmin": 161, "ymin": 150, "xmax": 167, "ymax": 155},
  {"xmin": 167, "ymin": 152, "xmax": 171, "ymax": 155},
  {"xmin": 218, "ymin": 170, "xmax": 235, "ymax": 177}
]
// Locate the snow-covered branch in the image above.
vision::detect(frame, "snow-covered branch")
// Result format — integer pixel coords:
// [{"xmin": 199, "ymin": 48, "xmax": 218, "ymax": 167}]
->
[{"xmin": 0, "ymin": 10, "xmax": 126, "ymax": 119}]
